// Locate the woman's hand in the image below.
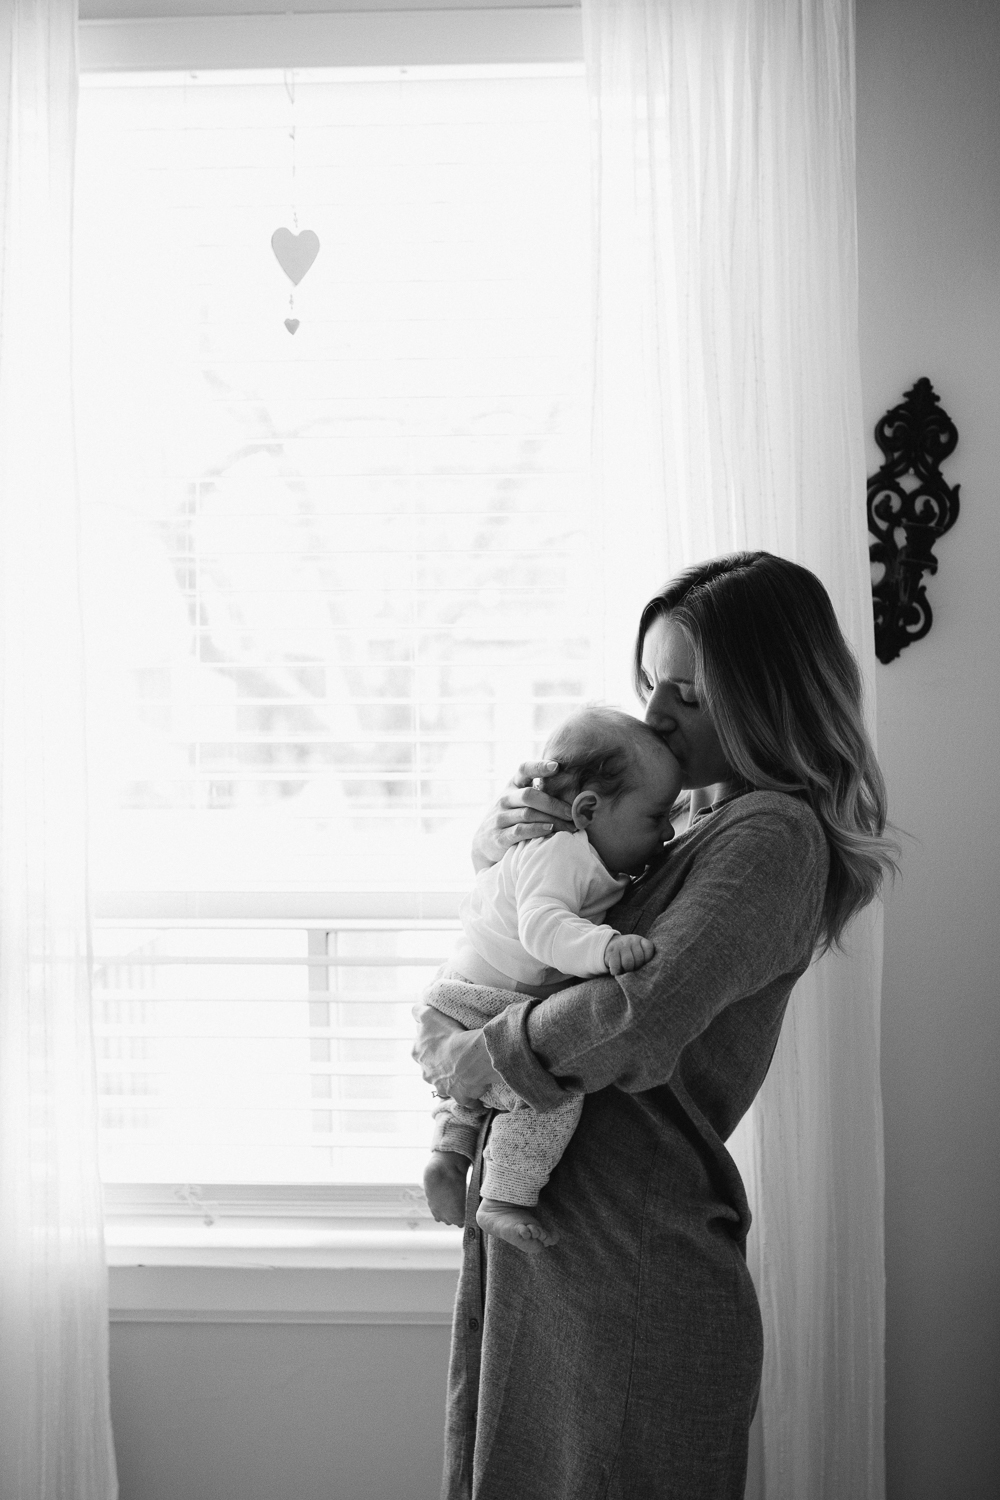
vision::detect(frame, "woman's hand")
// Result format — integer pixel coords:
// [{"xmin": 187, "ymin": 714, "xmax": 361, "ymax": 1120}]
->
[
  {"xmin": 412, "ymin": 1002, "xmax": 503, "ymax": 1108},
  {"xmin": 471, "ymin": 760, "xmax": 575, "ymax": 872}
]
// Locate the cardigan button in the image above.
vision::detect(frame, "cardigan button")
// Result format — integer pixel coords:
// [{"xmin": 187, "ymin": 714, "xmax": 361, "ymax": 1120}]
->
[{"xmin": 468, "ymin": 1317, "xmax": 480, "ymax": 1331}]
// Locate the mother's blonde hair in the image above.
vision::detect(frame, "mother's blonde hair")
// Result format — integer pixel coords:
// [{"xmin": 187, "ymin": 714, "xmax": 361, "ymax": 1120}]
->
[{"xmin": 634, "ymin": 551, "xmax": 897, "ymax": 952}]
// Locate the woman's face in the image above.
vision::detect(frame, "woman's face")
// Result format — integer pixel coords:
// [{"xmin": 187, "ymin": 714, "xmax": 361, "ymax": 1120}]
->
[{"xmin": 639, "ymin": 615, "xmax": 735, "ymax": 791}]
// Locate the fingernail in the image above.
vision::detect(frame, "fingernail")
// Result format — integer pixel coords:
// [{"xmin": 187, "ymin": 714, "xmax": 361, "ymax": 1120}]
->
[{"xmin": 541, "ymin": 760, "xmax": 558, "ymax": 771}]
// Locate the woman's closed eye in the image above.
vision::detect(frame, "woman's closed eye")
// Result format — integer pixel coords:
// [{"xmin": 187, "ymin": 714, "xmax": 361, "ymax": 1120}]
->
[
  {"xmin": 664, "ymin": 677, "xmax": 700, "ymax": 707},
  {"xmin": 645, "ymin": 675, "xmax": 699, "ymax": 709}
]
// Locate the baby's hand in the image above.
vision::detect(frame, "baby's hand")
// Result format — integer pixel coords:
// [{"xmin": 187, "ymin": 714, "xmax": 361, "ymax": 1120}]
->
[{"xmin": 605, "ymin": 933, "xmax": 655, "ymax": 974}]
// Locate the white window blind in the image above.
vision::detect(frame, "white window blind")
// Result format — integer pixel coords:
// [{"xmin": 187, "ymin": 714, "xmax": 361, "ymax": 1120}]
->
[
  {"xmin": 75, "ymin": 65, "xmax": 593, "ymax": 1183},
  {"xmin": 93, "ymin": 914, "xmax": 457, "ymax": 1184}
]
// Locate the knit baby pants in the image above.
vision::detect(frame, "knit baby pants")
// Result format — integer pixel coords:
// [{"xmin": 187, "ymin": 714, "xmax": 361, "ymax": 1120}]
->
[{"xmin": 428, "ymin": 973, "xmax": 583, "ymax": 1207}]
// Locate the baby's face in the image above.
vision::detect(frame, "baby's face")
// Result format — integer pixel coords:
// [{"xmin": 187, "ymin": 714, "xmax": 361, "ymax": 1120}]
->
[{"xmin": 585, "ymin": 741, "xmax": 683, "ymax": 876}]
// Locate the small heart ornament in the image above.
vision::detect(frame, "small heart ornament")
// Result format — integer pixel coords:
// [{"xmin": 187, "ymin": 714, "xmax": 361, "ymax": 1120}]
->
[
  {"xmin": 271, "ymin": 227, "xmax": 320, "ymax": 286},
  {"xmin": 284, "ymin": 318, "xmax": 301, "ymax": 335}
]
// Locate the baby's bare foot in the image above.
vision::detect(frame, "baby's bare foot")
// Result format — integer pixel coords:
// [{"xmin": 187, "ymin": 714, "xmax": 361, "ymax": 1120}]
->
[
  {"xmin": 476, "ymin": 1197, "xmax": 560, "ymax": 1256},
  {"xmin": 423, "ymin": 1152, "xmax": 471, "ymax": 1226}
]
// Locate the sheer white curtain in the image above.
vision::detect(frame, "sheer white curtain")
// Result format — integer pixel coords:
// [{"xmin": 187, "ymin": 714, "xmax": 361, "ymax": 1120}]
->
[
  {"xmin": 583, "ymin": 1, "xmax": 884, "ymax": 1497},
  {"xmin": 0, "ymin": 1, "xmax": 118, "ymax": 1494}
]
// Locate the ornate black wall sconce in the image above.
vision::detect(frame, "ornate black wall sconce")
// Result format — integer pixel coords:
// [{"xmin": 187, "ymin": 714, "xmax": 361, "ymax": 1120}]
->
[{"xmin": 867, "ymin": 378, "xmax": 960, "ymax": 664}]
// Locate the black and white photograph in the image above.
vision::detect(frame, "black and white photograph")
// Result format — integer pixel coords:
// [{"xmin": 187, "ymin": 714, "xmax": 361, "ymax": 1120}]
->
[{"xmin": 0, "ymin": 1, "xmax": 995, "ymax": 1497}]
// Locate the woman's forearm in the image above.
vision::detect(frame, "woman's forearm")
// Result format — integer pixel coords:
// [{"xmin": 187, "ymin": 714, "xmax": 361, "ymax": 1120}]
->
[
  {"xmin": 470, "ymin": 762, "xmax": 575, "ymax": 871},
  {"xmin": 485, "ymin": 810, "xmax": 826, "ymax": 1102}
]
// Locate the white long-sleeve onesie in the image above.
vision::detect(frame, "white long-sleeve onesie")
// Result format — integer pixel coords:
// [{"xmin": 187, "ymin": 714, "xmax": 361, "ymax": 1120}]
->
[
  {"xmin": 431, "ymin": 831, "xmax": 629, "ymax": 1204},
  {"xmin": 453, "ymin": 829, "xmax": 629, "ymax": 990}
]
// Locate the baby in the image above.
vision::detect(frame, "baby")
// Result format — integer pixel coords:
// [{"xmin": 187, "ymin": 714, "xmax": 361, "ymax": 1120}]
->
[{"xmin": 422, "ymin": 707, "xmax": 682, "ymax": 1254}]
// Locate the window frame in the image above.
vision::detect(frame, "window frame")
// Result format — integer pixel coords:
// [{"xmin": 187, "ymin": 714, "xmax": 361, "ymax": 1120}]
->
[
  {"xmin": 81, "ymin": 3, "xmax": 587, "ymax": 1283},
  {"xmin": 96, "ymin": 894, "xmax": 467, "ymax": 1268},
  {"xmin": 79, "ymin": 0, "xmax": 584, "ymax": 75}
]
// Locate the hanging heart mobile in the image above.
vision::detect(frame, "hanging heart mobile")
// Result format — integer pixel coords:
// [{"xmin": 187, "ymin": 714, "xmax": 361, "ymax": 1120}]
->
[{"xmin": 271, "ymin": 72, "xmax": 321, "ymax": 334}]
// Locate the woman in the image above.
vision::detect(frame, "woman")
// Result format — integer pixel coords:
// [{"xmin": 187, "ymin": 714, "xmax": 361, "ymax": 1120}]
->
[{"xmin": 414, "ymin": 551, "xmax": 895, "ymax": 1500}]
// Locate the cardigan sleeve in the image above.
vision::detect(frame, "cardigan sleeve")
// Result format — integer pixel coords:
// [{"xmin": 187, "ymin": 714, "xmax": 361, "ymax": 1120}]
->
[{"xmin": 483, "ymin": 803, "xmax": 827, "ymax": 1107}]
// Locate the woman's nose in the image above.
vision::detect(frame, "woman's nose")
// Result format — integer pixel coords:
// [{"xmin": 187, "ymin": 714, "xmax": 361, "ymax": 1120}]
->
[{"xmin": 644, "ymin": 687, "xmax": 677, "ymax": 733}]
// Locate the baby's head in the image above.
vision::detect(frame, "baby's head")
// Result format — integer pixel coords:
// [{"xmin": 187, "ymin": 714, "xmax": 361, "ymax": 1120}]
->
[{"xmin": 542, "ymin": 708, "xmax": 683, "ymax": 876}]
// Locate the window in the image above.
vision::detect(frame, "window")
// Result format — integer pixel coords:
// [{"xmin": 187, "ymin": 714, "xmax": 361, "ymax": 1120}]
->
[{"xmin": 74, "ymin": 61, "xmax": 593, "ymax": 1193}]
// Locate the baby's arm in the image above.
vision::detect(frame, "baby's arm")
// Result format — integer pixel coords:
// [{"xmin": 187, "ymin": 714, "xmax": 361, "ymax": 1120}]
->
[{"xmin": 515, "ymin": 837, "xmax": 655, "ymax": 977}]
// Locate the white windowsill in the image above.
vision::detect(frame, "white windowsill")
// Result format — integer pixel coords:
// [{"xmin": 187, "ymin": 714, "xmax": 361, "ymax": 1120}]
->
[
  {"xmin": 105, "ymin": 1184, "xmax": 464, "ymax": 1321},
  {"xmin": 109, "ymin": 1263, "xmax": 461, "ymax": 1325},
  {"xmin": 107, "ymin": 1220, "xmax": 463, "ymax": 1270}
]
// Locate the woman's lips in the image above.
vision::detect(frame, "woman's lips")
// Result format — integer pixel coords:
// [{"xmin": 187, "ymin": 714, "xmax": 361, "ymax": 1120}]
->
[{"xmin": 655, "ymin": 729, "xmax": 683, "ymax": 764}]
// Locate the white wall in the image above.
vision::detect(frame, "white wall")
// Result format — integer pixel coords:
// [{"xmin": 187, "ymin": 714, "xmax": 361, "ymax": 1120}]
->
[
  {"xmin": 110, "ymin": 1318, "xmax": 451, "ymax": 1500},
  {"xmin": 856, "ymin": 1, "xmax": 1000, "ymax": 1497},
  {"xmin": 106, "ymin": 3, "xmax": 1000, "ymax": 1497}
]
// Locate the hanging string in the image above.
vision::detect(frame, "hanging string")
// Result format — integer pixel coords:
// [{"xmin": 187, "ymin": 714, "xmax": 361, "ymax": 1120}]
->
[
  {"xmin": 286, "ymin": 71, "xmax": 298, "ymax": 323},
  {"xmin": 271, "ymin": 68, "xmax": 320, "ymax": 334},
  {"xmin": 285, "ymin": 69, "xmax": 299, "ymax": 236}
]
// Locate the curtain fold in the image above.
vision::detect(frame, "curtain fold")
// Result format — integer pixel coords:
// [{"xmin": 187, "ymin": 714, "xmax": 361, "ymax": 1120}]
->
[
  {"xmin": 582, "ymin": 1, "xmax": 884, "ymax": 1496},
  {"xmin": 0, "ymin": 1, "xmax": 118, "ymax": 1494}
]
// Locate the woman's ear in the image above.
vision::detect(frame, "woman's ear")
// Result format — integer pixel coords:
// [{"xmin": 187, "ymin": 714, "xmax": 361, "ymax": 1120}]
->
[{"xmin": 571, "ymin": 789, "xmax": 599, "ymax": 831}]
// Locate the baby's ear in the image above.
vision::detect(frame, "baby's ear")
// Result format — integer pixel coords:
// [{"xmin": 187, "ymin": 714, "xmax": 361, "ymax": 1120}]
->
[{"xmin": 570, "ymin": 789, "xmax": 599, "ymax": 831}]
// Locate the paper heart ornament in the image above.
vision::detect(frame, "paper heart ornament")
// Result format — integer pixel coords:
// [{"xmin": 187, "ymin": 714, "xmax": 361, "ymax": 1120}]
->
[
  {"xmin": 284, "ymin": 318, "xmax": 301, "ymax": 335},
  {"xmin": 271, "ymin": 228, "xmax": 321, "ymax": 285}
]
